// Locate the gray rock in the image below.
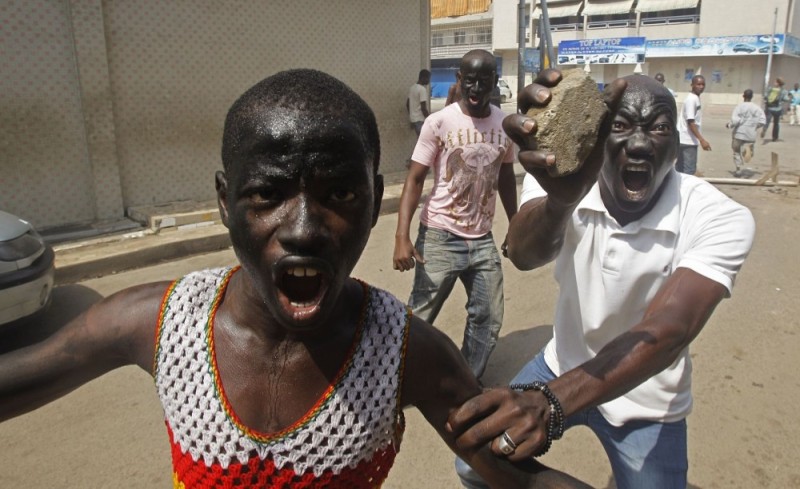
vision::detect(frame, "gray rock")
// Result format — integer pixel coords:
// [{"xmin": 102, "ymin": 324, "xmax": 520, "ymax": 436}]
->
[{"xmin": 526, "ymin": 69, "xmax": 607, "ymax": 176}]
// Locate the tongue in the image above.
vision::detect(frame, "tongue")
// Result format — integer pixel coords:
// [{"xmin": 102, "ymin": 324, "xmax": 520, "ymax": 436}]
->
[{"xmin": 282, "ymin": 274, "xmax": 322, "ymax": 302}]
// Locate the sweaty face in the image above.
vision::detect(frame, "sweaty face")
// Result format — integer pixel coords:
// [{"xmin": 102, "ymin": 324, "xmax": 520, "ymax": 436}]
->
[
  {"xmin": 220, "ymin": 106, "xmax": 379, "ymax": 332},
  {"xmin": 458, "ymin": 55, "xmax": 498, "ymax": 117},
  {"xmin": 599, "ymin": 80, "xmax": 677, "ymax": 225}
]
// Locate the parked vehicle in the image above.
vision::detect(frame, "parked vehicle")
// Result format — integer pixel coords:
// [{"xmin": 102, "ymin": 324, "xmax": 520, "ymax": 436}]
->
[
  {"xmin": 0, "ymin": 210, "xmax": 55, "ymax": 326},
  {"xmin": 497, "ymin": 79, "xmax": 512, "ymax": 103},
  {"xmin": 759, "ymin": 44, "xmax": 780, "ymax": 53}
]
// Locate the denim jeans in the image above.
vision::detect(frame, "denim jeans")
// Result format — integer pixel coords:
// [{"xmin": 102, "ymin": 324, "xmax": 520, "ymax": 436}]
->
[
  {"xmin": 455, "ymin": 351, "xmax": 688, "ymax": 489},
  {"xmin": 409, "ymin": 225, "xmax": 504, "ymax": 378},
  {"xmin": 763, "ymin": 109, "xmax": 782, "ymax": 141},
  {"xmin": 676, "ymin": 144, "xmax": 698, "ymax": 175}
]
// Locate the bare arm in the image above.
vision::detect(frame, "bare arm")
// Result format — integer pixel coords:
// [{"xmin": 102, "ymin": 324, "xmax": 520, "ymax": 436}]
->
[
  {"xmin": 393, "ymin": 161, "xmax": 430, "ymax": 272},
  {"xmin": 497, "ymin": 163, "xmax": 518, "ymax": 223},
  {"xmin": 0, "ymin": 282, "xmax": 168, "ymax": 422},
  {"xmin": 421, "ymin": 101, "xmax": 430, "ymax": 119},
  {"xmin": 449, "ymin": 268, "xmax": 726, "ymax": 459},
  {"xmin": 402, "ymin": 316, "xmax": 590, "ymax": 488},
  {"xmin": 688, "ymin": 120, "xmax": 711, "ymax": 150}
]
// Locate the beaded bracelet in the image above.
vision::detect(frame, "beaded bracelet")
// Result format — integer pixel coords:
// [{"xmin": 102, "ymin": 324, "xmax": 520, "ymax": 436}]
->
[{"xmin": 510, "ymin": 381, "xmax": 566, "ymax": 456}]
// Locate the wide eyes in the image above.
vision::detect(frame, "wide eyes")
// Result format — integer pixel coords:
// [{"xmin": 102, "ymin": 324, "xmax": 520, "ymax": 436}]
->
[
  {"xmin": 248, "ymin": 187, "xmax": 282, "ymax": 205},
  {"xmin": 329, "ymin": 188, "xmax": 356, "ymax": 203},
  {"xmin": 611, "ymin": 119, "xmax": 630, "ymax": 132},
  {"xmin": 652, "ymin": 122, "xmax": 673, "ymax": 134},
  {"xmin": 611, "ymin": 118, "xmax": 673, "ymax": 134}
]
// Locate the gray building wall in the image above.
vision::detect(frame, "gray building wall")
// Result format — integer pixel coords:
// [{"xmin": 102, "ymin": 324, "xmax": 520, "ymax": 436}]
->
[{"xmin": 1, "ymin": 0, "xmax": 429, "ymax": 230}]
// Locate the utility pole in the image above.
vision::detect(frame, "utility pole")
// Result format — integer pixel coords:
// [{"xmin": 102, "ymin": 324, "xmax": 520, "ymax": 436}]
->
[
  {"xmin": 764, "ymin": 7, "xmax": 778, "ymax": 94},
  {"xmin": 517, "ymin": 0, "xmax": 526, "ymax": 104}
]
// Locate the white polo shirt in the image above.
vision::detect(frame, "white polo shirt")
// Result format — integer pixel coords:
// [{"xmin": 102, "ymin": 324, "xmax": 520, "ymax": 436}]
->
[{"xmin": 520, "ymin": 170, "xmax": 754, "ymax": 425}]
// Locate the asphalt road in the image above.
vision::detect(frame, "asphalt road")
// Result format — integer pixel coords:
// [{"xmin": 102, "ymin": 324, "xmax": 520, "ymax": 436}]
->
[{"xmin": 1, "ymin": 111, "xmax": 799, "ymax": 488}]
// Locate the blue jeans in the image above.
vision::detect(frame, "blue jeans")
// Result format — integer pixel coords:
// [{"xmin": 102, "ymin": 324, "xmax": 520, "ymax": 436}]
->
[
  {"xmin": 455, "ymin": 351, "xmax": 688, "ymax": 489},
  {"xmin": 676, "ymin": 144, "xmax": 698, "ymax": 175},
  {"xmin": 409, "ymin": 225, "xmax": 504, "ymax": 378}
]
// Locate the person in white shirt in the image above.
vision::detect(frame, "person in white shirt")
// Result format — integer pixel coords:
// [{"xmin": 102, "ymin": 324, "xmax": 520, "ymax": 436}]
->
[
  {"xmin": 676, "ymin": 75, "xmax": 711, "ymax": 175},
  {"xmin": 407, "ymin": 69, "xmax": 431, "ymax": 138},
  {"xmin": 727, "ymin": 89, "xmax": 766, "ymax": 177},
  {"xmin": 450, "ymin": 72, "xmax": 754, "ymax": 489}
]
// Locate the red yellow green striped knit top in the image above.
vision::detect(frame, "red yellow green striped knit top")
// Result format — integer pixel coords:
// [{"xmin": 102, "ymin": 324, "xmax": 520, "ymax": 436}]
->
[{"xmin": 153, "ymin": 267, "xmax": 409, "ymax": 488}]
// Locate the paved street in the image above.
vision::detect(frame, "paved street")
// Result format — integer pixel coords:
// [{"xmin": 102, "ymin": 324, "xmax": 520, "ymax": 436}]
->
[{"xmin": 1, "ymin": 104, "xmax": 799, "ymax": 487}]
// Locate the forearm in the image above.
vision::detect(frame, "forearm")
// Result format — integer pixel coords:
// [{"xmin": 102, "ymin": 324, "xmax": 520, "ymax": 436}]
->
[
  {"xmin": 688, "ymin": 122, "xmax": 705, "ymax": 143},
  {"xmin": 548, "ymin": 318, "xmax": 690, "ymax": 417},
  {"xmin": 394, "ymin": 172, "xmax": 426, "ymax": 240},
  {"xmin": 498, "ymin": 164, "xmax": 518, "ymax": 222},
  {"xmin": 506, "ymin": 197, "xmax": 574, "ymax": 270},
  {"xmin": 0, "ymin": 331, "xmax": 124, "ymax": 422},
  {"xmin": 548, "ymin": 269, "xmax": 725, "ymax": 417}
]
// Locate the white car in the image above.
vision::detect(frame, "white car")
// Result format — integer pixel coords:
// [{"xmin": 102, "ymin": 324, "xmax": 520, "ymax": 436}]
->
[
  {"xmin": 497, "ymin": 79, "xmax": 513, "ymax": 103},
  {"xmin": 0, "ymin": 210, "xmax": 55, "ymax": 325}
]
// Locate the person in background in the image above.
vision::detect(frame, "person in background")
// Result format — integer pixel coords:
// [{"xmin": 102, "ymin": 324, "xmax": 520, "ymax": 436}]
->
[
  {"xmin": 653, "ymin": 72, "xmax": 676, "ymax": 97},
  {"xmin": 393, "ymin": 49, "xmax": 517, "ymax": 379},
  {"xmin": 788, "ymin": 82, "xmax": 800, "ymax": 126},
  {"xmin": 727, "ymin": 89, "xmax": 766, "ymax": 177},
  {"xmin": 446, "ymin": 72, "xmax": 462, "ymax": 106},
  {"xmin": 762, "ymin": 77, "xmax": 789, "ymax": 142},
  {"xmin": 407, "ymin": 69, "xmax": 431, "ymax": 139},
  {"xmin": 676, "ymin": 74, "xmax": 711, "ymax": 175}
]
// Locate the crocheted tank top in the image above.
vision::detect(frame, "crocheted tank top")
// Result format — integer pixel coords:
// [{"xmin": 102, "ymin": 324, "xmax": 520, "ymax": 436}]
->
[{"xmin": 154, "ymin": 267, "xmax": 409, "ymax": 488}]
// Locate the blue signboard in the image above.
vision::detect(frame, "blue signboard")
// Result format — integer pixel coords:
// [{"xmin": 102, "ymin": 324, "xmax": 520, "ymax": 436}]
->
[
  {"xmin": 646, "ymin": 34, "xmax": 785, "ymax": 57},
  {"xmin": 558, "ymin": 37, "xmax": 646, "ymax": 65},
  {"xmin": 782, "ymin": 34, "xmax": 800, "ymax": 57}
]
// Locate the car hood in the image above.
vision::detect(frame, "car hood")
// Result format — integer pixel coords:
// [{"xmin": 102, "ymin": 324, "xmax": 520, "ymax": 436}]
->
[{"xmin": 0, "ymin": 210, "xmax": 31, "ymax": 242}]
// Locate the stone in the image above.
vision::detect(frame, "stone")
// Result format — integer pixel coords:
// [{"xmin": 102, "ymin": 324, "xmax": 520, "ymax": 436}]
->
[{"xmin": 525, "ymin": 69, "xmax": 607, "ymax": 177}]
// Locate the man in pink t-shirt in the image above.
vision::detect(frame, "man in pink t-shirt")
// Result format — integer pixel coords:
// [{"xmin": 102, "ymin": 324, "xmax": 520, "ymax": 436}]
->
[{"xmin": 393, "ymin": 49, "xmax": 517, "ymax": 378}]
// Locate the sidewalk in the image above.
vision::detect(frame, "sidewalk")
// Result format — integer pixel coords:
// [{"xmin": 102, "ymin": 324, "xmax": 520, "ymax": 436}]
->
[{"xmin": 50, "ymin": 105, "xmax": 800, "ymax": 284}]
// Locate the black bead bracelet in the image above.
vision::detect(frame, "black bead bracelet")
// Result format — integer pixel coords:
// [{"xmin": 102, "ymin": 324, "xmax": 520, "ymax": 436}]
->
[{"xmin": 510, "ymin": 381, "xmax": 566, "ymax": 456}]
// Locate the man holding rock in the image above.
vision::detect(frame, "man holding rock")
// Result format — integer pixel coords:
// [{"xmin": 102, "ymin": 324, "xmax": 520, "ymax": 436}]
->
[{"xmin": 451, "ymin": 71, "xmax": 754, "ymax": 489}]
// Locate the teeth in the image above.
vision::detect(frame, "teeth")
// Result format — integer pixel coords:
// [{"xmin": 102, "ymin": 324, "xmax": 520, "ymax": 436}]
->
[
  {"xmin": 290, "ymin": 300, "xmax": 314, "ymax": 308},
  {"xmin": 287, "ymin": 267, "xmax": 319, "ymax": 277},
  {"xmin": 625, "ymin": 164, "xmax": 648, "ymax": 172}
]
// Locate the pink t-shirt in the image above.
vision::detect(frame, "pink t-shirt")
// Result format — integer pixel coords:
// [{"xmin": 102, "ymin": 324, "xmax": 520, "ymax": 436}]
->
[{"xmin": 411, "ymin": 103, "xmax": 514, "ymax": 238}]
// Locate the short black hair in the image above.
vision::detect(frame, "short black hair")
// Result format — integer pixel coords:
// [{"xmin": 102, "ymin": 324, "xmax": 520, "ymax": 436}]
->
[
  {"xmin": 743, "ymin": 89, "xmax": 753, "ymax": 100},
  {"xmin": 222, "ymin": 69, "xmax": 380, "ymax": 174}
]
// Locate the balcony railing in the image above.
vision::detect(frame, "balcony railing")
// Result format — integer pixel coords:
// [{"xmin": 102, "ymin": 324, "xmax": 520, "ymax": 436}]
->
[
  {"xmin": 431, "ymin": 42, "xmax": 493, "ymax": 59},
  {"xmin": 640, "ymin": 14, "xmax": 700, "ymax": 26}
]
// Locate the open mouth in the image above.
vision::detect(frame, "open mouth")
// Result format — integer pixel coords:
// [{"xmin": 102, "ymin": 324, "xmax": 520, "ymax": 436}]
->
[
  {"xmin": 621, "ymin": 163, "xmax": 652, "ymax": 197},
  {"xmin": 468, "ymin": 93, "xmax": 481, "ymax": 105},
  {"xmin": 278, "ymin": 266, "xmax": 328, "ymax": 321}
]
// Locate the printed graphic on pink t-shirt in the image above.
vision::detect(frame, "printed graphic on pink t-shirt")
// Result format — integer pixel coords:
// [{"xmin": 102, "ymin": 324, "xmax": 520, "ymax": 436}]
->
[{"xmin": 412, "ymin": 104, "xmax": 513, "ymax": 238}]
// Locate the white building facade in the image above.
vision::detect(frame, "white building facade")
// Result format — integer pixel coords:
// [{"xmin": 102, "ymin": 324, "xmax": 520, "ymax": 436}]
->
[{"xmin": 432, "ymin": 0, "xmax": 800, "ymax": 105}]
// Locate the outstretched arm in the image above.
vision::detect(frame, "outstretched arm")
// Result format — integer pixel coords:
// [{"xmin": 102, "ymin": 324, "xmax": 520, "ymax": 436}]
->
[
  {"xmin": 0, "ymin": 282, "xmax": 167, "ymax": 422},
  {"xmin": 402, "ymin": 316, "xmax": 590, "ymax": 488},
  {"xmin": 448, "ymin": 268, "xmax": 726, "ymax": 459}
]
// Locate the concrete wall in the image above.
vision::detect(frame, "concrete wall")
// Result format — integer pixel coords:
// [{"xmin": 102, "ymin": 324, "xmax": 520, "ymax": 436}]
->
[{"xmin": 0, "ymin": 1, "xmax": 429, "ymax": 230}]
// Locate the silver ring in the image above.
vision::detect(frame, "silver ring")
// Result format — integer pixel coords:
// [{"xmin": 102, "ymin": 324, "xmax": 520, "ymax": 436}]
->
[{"xmin": 497, "ymin": 431, "xmax": 518, "ymax": 455}]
